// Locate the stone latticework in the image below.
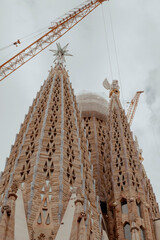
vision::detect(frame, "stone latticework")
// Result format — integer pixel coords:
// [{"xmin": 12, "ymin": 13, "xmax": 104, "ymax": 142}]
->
[
  {"xmin": 0, "ymin": 61, "xmax": 102, "ymax": 240},
  {"xmin": 104, "ymin": 91, "xmax": 156, "ymax": 240},
  {"xmin": 0, "ymin": 46, "xmax": 159, "ymax": 240},
  {"xmin": 78, "ymin": 83, "xmax": 160, "ymax": 240}
]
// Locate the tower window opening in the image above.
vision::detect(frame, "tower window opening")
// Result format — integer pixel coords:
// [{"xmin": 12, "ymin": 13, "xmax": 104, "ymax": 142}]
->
[
  {"xmin": 37, "ymin": 213, "xmax": 42, "ymax": 224},
  {"xmin": 100, "ymin": 201, "xmax": 109, "ymax": 236},
  {"xmin": 140, "ymin": 226, "xmax": 145, "ymax": 240},
  {"xmin": 121, "ymin": 199, "xmax": 128, "ymax": 214},
  {"xmin": 136, "ymin": 201, "xmax": 142, "ymax": 218},
  {"xmin": 100, "ymin": 201, "xmax": 107, "ymax": 215},
  {"xmin": 124, "ymin": 223, "xmax": 131, "ymax": 240}
]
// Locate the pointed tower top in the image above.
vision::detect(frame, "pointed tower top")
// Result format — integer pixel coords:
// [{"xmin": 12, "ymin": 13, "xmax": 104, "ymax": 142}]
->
[
  {"xmin": 103, "ymin": 78, "xmax": 120, "ymax": 98},
  {"xmin": 50, "ymin": 43, "xmax": 73, "ymax": 66}
]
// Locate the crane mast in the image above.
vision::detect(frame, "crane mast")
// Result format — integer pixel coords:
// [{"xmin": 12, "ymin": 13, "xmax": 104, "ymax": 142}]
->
[
  {"xmin": 127, "ymin": 91, "xmax": 144, "ymax": 126},
  {"xmin": 0, "ymin": 0, "xmax": 107, "ymax": 82}
]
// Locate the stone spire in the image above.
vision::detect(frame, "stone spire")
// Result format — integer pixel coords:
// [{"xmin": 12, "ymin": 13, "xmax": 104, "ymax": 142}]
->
[
  {"xmin": 102, "ymin": 79, "xmax": 158, "ymax": 239},
  {"xmin": 103, "ymin": 78, "xmax": 120, "ymax": 98},
  {"xmin": 78, "ymin": 78, "xmax": 160, "ymax": 239},
  {"xmin": 0, "ymin": 44, "xmax": 102, "ymax": 240}
]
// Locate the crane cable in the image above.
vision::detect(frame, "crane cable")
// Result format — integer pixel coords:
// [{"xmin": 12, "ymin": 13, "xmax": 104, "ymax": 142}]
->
[
  {"xmin": 0, "ymin": 44, "xmax": 14, "ymax": 51},
  {"xmin": 0, "ymin": 27, "xmax": 50, "ymax": 63},
  {"xmin": 108, "ymin": 2, "xmax": 125, "ymax": 109},
  {"xmin": 0, "ymin": 25, "xmax": 50, "ymax": 54},
  {"xmin": 101, "ymin": 2, "xmax": 125, "ymax": 109},
  {"xmin": 101, "ymin": 4, "xmax": 113, "ymax": 81}
]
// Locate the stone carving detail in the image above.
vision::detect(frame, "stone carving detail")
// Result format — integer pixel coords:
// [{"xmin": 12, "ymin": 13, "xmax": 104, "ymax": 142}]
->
[
  {"xmin": 8, "ymin": 179, "xmax": 19, "ymax": 200},
  {"xmin": 10, "ymin": 179, "xmax": 19, "ymax": 194},
  {"xmin": 78, "ymin": 211, "xmax": 87, "ymax": 222},
  {"xmin": 146, "ymin": 178, "xmax": 160, "ymax": 218},
  {"xmin": 30, "ymin": 230, "xmax": 35, "ymax": 240},
  {"xmin": 83, "ymin": 117, "xmax": 92, "ymax": 153},
  {"xmin": 1, "ymin": 205, "xmax": 11, "ymax": 216},
  {"xmin": 38, "ymin": 233, "xmax": 45, "ymax": 240},
  {"xmin": 64, "ymin": 80, "xmax": 76, "ymax": 185},
  {"xmin": 43, "ymin": 78, "xmax": 60, "ymax": 179},
  {"xmin": 20, "ymin": 79, "xmax": 52, "ymax": 182}
]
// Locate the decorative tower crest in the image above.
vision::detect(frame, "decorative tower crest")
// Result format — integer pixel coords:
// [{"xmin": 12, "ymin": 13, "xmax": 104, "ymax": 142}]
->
[
  {"xmin": 50, "ymin": 43, "xmax": 72, "ymax": 66},
  {"xmin": 103, "ymin": 78, "xmax": 120, "ymax": 98}
]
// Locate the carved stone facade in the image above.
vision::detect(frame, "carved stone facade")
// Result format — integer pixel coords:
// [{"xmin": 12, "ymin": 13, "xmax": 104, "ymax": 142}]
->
[
  {"xmin": 78, "ymin": 85, "xmax": 160, "ymax": 239},
  {"xmin": 0, "ymin": 61, "xmax": 159, "ymax": 240}
]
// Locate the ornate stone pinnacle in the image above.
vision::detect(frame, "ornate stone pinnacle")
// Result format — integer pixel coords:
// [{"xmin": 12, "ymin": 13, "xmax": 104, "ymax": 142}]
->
[
  {"xmin": 9, "ymin": 179, "xmax": 19, "ymax": 194},
  {"xmin": 50, "ymin": 43, "xmax": 73, "ymax": 65},
  {"xmin": 103, "ymin": 78, "xmax": 120, "ymax": 98},
  {"xmin": 1, "ymin": 205, "xmax": 11, "ymax": 216}
]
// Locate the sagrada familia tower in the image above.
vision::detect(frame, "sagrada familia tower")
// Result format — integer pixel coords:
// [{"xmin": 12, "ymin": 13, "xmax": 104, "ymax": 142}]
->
[{"xmin": 0, "ymin": 44, "xmax": 159, "ymax": 240}]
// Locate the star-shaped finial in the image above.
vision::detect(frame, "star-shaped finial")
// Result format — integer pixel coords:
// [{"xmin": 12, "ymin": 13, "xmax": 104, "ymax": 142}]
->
[{"xmin": 50, "ymin": 43, "xmax": 73, "ymax": 65}]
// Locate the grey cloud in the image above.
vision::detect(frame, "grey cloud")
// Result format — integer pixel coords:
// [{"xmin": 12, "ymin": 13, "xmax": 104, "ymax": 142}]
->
[
  {"xmin": 145, "ymin": 67, "xmax": 160, "ymax": 136},
  {"xmin": 145, "ymin": 67, "xmax": 160, "ymax": 107},
  {"xmin": 145, "ymin": 85, "xmax": 156, "ymax": 106}
]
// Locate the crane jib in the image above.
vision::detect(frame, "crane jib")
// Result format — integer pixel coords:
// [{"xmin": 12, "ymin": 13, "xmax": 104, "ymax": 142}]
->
[{"xmin": 0, "ymin": 0, "xmax": 108, "ymax": 82}]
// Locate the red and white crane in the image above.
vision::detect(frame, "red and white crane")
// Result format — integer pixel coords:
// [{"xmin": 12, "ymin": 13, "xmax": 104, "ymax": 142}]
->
[{"xmin": 0, "ymin": 0, "xmax": 108, "ymax": 82}]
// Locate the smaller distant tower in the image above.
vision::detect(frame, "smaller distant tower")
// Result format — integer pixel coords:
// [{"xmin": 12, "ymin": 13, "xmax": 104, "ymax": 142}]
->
[
  {"xmin": 102, "ymin": 79, "xmax": 160, "ymax": 240},
  {"xmin": 78, "ymin": 78, "xmax": 160, "ymax": 240}
]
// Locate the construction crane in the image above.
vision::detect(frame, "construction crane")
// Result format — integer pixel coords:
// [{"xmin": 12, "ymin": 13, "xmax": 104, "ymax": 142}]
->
[
  {"xmin": 127, "ymin": 91, "xmax": 144, "ymax": 126},
  {"xmin": 0, "ymin": 0, "xmax": 108, "ymax": 82}
]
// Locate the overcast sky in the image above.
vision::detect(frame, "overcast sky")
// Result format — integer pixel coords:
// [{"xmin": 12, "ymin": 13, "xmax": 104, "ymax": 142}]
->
[{"xmin": 0, "ymin": 0, "xmax": 160, "ymax": 205}]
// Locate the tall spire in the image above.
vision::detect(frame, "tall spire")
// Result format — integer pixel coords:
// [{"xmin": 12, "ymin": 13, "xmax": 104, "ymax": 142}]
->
[
  {"xmin": 0, "ymin": 44, "xmax": 102, "ymax": 240},
  {"xmin": 101, "ymin": 79, "xmax": 158, "ymax": 239},
  {"xmin": 78, "ymin": 79, "xmax": 160, "ymax": 239}
]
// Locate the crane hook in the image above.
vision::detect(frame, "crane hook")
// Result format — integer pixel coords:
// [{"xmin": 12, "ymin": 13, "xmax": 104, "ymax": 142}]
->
[{"xmin": 13, "ymin": 39, "xmax": 21, "ymax": 47}]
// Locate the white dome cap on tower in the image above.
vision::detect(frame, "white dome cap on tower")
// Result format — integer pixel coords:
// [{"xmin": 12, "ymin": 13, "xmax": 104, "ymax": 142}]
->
[{"xmin": 76, "ymin": 93, "xmax": 108, "ymax": 117}]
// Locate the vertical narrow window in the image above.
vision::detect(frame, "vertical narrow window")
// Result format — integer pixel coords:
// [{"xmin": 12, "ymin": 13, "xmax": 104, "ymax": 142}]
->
[
  {"xmin": 124, "ymin": 223, "xmax": 131, "ymax": 240},
  {"xmin": 121, "ymin": 199, "xmax": 128, "ymax": 214},
  {"xmin": 43, "ymin": 199, "xmax": 47, "ymax": 207},
  {"xmin": 37, "ymin": 213, "xmax": 42, "ymax": 224},
  {"xmin": 100, "ymin": 201, "xmax": 107, "ymax": 215},
  {"xmin": 100, "ymin": 201, "xmax": 108, "ymax": 235},
  {"xmin": 46, "ymin": 214, "xmax": 50, "ymax": 225},
  {"xmin": 140, "ymin": 226, "xmax": 145, "ymax": 240},
  {"xmin": 42, "ymin": 209, "xmax": 47, "ymax": 218},
  {"xmin": 137, "ymin": 202, "xmax": 142, "ymax": 218}
]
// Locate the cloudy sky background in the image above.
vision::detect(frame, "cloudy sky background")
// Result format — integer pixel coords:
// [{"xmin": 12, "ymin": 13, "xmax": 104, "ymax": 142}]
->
[{"xmin": 0, "ymin": 0, "xmax": 160, "ymax": 204}]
